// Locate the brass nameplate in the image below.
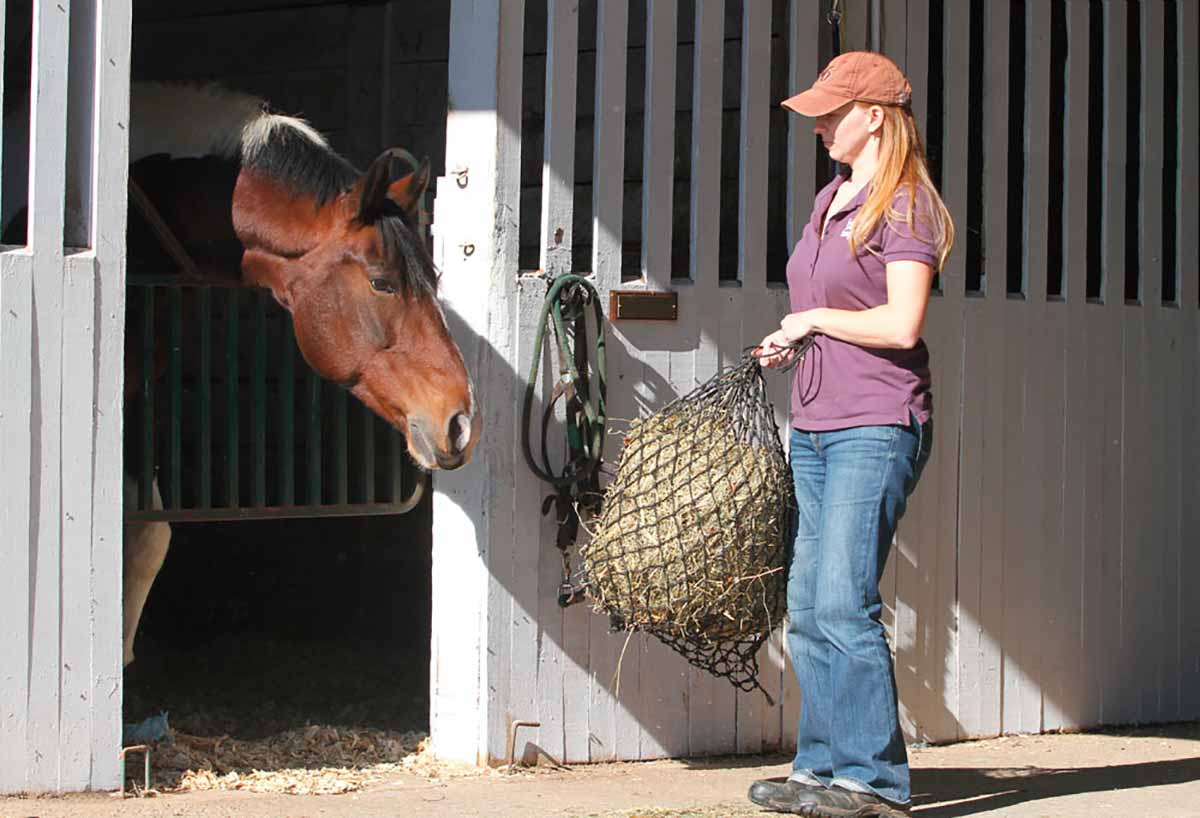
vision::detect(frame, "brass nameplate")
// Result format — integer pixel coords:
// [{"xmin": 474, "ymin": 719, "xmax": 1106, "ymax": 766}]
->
[{"xmin": 608, "ymin": 290, "xmax": 678, "ymax": 321}]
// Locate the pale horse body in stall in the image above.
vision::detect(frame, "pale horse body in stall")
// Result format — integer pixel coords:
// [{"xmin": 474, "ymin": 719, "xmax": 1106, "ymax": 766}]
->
[{"xmin": 3, "ymin": 82, "xmax": 481, "ymax": 666}]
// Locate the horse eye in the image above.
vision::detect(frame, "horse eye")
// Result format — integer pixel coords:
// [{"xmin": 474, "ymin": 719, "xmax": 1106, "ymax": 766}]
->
[{"xmin": 370, "ymin": 278, "xmax": 398, "ymax": 294}]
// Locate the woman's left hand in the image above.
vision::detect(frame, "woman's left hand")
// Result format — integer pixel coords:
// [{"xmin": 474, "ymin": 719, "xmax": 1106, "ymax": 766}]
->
[{"xmin": 780, "ymin": 310, "xmax": 818, "ymax": 343}]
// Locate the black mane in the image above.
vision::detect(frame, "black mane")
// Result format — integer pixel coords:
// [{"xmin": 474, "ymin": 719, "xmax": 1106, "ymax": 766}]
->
[
  {"xmin": 241, "ymin": 117, "xmax": 437, "ymax": 297},
  {"xmin": 240, "ymin": 120, "xmax": 357, "ymax": 208}
]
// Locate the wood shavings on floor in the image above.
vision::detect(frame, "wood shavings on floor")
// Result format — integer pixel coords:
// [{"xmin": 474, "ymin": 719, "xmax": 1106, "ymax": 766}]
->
[{"xmin": 147, "ymin": 726, "xmax": 484, "ymax": 795}]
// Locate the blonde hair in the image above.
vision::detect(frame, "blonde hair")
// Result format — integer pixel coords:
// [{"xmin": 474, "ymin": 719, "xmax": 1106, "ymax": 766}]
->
[{"xmin": 848, "ymin": 103, "xmax": 954, "ymax": 271}]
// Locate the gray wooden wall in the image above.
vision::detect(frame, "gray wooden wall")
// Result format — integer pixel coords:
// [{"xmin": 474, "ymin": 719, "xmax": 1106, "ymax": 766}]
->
[
  {"xmin": 2, "ymin": 0, "xmax": 1197, "ymax": 791},
  {"xmin": 1, "ymin": 0, "xmax": 132, "ymax": 793},
  {"xmin": 434, "ymin": 0, "xmax": 1200, "ymax": 766}
]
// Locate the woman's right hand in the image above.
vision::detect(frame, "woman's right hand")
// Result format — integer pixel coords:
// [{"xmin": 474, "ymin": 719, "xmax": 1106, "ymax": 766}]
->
[{"xmin": 755, "ymin": 329, "xmax": 799, "ymax": 369}]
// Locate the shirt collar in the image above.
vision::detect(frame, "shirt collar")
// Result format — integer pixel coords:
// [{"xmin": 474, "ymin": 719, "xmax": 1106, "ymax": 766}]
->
[{"xmin": 812, "ymin": 173, "xmax": 871, "ymax": 227}]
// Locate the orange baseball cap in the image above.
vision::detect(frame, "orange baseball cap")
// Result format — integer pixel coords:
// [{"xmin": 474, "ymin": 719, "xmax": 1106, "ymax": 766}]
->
[{"xmin": 781, "ymin": 51, "xmax": 912, "ymax": 116}]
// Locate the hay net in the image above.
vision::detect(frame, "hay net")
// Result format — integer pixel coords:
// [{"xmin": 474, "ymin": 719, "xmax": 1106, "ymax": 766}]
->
[{"xmin": 581, "ymin": 351, "xmax": 794, "ymax": 698}]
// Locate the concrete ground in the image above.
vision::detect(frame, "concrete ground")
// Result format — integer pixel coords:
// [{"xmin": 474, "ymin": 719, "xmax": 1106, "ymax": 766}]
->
[{"xmin": 4, "ymin": 724, "xmax": 1198, "ymax": 818}]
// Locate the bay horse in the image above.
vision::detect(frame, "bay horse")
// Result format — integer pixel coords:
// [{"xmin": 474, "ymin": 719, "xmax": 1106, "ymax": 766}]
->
[{"xmin": 4, "ymin": 81, "xmax": 481, "ymax": 665}]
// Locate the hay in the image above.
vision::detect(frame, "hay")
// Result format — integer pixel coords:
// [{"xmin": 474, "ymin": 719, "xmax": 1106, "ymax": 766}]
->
[{"xmin": 581, "ymin": 356, "xmax": 793, "ymax": 695}]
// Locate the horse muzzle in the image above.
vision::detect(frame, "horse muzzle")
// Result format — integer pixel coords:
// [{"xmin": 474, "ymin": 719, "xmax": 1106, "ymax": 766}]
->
[{"xmin": 407, "ymin": 410, "xmax": 479, "ymax": 471}]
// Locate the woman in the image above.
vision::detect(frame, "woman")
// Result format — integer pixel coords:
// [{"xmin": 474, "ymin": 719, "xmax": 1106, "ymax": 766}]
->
[{"xmin": 750, "ymin": 51, "xmax": 954, "ymax": 818}]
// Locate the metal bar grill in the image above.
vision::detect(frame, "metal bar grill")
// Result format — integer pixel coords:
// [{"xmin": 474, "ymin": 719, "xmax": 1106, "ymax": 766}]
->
[{"xmin": 124, "ymin": 278, "xmax": 423, "ymax": 522}]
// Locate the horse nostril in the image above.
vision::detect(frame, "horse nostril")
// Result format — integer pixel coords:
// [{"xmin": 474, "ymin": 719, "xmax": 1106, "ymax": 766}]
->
[{"xmin": 448, "ymin": 412, "xmax": 472, "ymax": 455}]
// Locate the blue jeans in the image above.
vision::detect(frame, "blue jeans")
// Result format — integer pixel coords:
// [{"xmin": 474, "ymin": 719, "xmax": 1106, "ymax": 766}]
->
[{"xmin": 785, "ymin": 416, "xmax": 931, "ymax": 806}]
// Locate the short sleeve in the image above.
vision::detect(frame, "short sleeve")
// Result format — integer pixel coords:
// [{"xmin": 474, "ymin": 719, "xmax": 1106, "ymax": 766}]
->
[{"xmin": 879, "ymin": 188, "xmax": 939, "ymax": 268}]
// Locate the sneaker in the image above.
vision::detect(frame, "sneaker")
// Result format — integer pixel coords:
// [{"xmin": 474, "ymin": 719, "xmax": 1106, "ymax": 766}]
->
[
  {"xmin": 747, "ymin": 777, "xmax": 825, "ymax": 812},
  {"xmin": 782, "ymin": 784, "xmax": 911, "ymax": 817}
]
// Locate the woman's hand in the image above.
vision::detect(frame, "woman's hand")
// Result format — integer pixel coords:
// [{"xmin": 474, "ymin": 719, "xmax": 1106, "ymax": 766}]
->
[
  {"xmin": 756, "ymin": 329, "xmax": 800, "ymax": 369},
  {"xmin": 780, "ymin": 310, "xmax": 817, "ymax": 343}
]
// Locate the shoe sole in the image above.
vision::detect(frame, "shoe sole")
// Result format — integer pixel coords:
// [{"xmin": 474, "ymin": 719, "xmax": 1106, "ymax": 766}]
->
[{"xmin": 789, "ymin": 805, "xmax": 909, "ymax": 818}]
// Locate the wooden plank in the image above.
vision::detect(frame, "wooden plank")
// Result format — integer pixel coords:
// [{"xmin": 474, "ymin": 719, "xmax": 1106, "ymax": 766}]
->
[
  {"xmin": 1175, "ymin": 0, "xmax": 1199, "ymax": 722},
  {"xmin": 926, "ymin": 336, "xmax": 964, "ymax": 724},
  {"xmin": 0, "ymin": 251, "xmax": 33, "ymax": 793},
  {"xmin": 1046, "ymin": 0, "xmax": 1091, "ymax": 734},
  {"xmin": 963, "ymin": 0, "xmax": 1010, "ymax": 739},
  {"xmin": 585, "ymin": 0, "xmax": 628, "ymax": 744},
  {"xmin": 1018, "ymin": 0, "xmax": 1053, "ymax": 736},
  {"xmin": 89, "ymin": 0, "xmax": 132, "ymax": 785},
  {"xmin": 591, "ymin": 0, "xmax": 628, "ymax": 289},
  {"xmin": 562, "ymin": 594, "xmax": 591, "ymax": 763},
  {"xmin": 636, "ymin": 343, "xmax": 691, "ymax": 760},
  {"xmin": 1098, "ymin": 0, "xmax": 1128, "ymax": 727},
  {"xmin": 602, "ymin": 324, "xmax": 646, "ymax": 762},
  {"xmin": 59, "ymin": 253, "xmax": 96, "ymax": 790},
  {"xmin": 26, "ymin": 0, "xmax": 72, "ymax": 788},
  {"xmin": 534, "ymin": 126, "xmax": 587, "ymax": 760},
  {"xmin": 434, "ymin": 0, "xmax": 524, "ymax": 766},
  {"xmin": 888, "ymin": 0, "xmax": 917, "ymax": 741},
  {"xmin": 786, "ymin": 0, "xmax": 820, "ymax": 252},
  {"xmin": 924, "ymin": 0, "xmax": 964, "ymax": 744},
  {"xmin": 937, "ymin": 0, "xmax": 970, "ymax": 742},
  {"xmin": 685, "ymin": 0, "xmax": 726, "ymax": 757},
  {"xmin": 761, "ymin": 287, "xmax": 791, "ymax": 750},
  {"xmin": 880, "ymin": 0, "xmax": 906, "ymax": 70},
  {"xmin": 841, "ymin": 0, "xmax": 871, "ymax": 52},
  {"xmin": 1138, "ymin": 0, "xmax": 1166, "ymax": 724},
  {"xmin": 667, "ymin": 328, "xmax": 708, "ymax": 757},
  {"xmin": 539, "ymin": 0, "xmax": 580, "ymax": 277},
  {"xmin": 737, "ymin": 0, "xmax": 770, "ymax": 290},
  {"xmin": 905, "ymin": 0, "xmax": 930, "ymax": 142},
  {"xmin": 640, "ymin": 0, "xmax": 677, "ymax": 287},
  {"xmin": 690, "ymin": 0, "xmax": 723, "ymax": 290}
]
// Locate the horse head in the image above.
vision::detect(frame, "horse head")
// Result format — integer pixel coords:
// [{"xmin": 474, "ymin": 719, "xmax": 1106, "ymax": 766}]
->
[{"xmin": 232, "ymin": 149, "xmax": 479, "ymax": 471}]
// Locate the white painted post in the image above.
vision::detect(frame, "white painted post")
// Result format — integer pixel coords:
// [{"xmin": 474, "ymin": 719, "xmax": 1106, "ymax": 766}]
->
[
  {"xmin": 432, "ymin": 0, "xmax": 524, "ymax": 766},
  {"xmin": 539, "ymin": 0, "xmax": 579, "ymax": 277},
  {"xmin": 88, "ymin": 0, "xmax": 133, "ymax": 788},
  {"xmin": 641, "ymin": 0, "xmax": 677, "ymax": 287},
  {"xmin": 26, "ymin": 0, "xmax": 73, "ymax": 789}
]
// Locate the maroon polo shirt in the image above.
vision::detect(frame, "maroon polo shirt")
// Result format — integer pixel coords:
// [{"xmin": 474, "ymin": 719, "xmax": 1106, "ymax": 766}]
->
[{"xmin": 785, "ymin": 174, "xmax": 938, "ymax": 431}]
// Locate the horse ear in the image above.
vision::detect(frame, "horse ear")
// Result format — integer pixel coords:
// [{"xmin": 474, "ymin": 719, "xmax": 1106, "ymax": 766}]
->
[
  {"xmin": 356, "ymin": 150, "xmax": 405, "ymax": 224},
  {"xmin": 385, "ymin": 158, "xmax": 431, "ymax": 219},
  {"xmin": 355, "ymin": 151, "xmax": 429, "ymax": 224}
]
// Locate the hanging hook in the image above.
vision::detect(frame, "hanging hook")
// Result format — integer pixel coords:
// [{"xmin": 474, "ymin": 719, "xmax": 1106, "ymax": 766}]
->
[{"xmin": 827, "ymin": 0, "xmax": 843, "ymax": 26}]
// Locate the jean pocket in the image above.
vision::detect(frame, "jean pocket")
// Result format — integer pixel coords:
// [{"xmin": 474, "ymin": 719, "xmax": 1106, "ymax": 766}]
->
[{"xmin": 908, "ymin": 411, "xmax": 933, "ymax": 482}]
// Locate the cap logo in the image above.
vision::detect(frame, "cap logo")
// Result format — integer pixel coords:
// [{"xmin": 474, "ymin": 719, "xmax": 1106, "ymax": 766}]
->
[{"xmin": 819, "ymin": 68, "xmax": 834, "ymax": 82}]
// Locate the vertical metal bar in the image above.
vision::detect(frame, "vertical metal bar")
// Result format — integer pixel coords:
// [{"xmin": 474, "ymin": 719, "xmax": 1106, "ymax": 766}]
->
[
  {"xmin": 307, "ymin": 368, "xmax": 321, "ymax": 504},
  {"xmin": 198, "ymin": 287, "xmax": 212, "ymax": 509},
  {"xmin": 140, "ymin": 286, "xmax": 155, "ymax": 511},
  {"xmin": 253, "ymin": 291, "xmax": 267, "ymax": 507},
  {"xmin": 169, "ymin": 286, "xmax": 183, "ymax": 508},
  {"xmin": 390, "ymin": 426, "xmax": 405, "ymax": 506},
  {"xmin": 360, "ymin": 402, "xmax": 375, "ymax": 504},
  {"xmin": 333, "ymin": 387, "xmax": 348, "ymax": 504},
  {"xmin": 280, "ymin": 311, "xmax": 295, "ymax": 506},
  {"xmin": 225, "ymin": 288, "xmax": 240, "ymax": 507}
]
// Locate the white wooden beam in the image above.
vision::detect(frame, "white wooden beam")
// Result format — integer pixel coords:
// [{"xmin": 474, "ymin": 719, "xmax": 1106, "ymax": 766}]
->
[
  {"xmin": 592, "ymin": 0, "xmax": 629, "ymax": 292},
  {"xmin": 641, "ymin": 0, "xmax": 677, "ymax": 287},
  {"xmin": 27, "ymin": 0, "xmax": 72, "ymax": 790},
  {"xmin": 87, "ymin": 0, "xmax": 132, "ymax": 788},
  {"xmin": 539, "ymin": 0, "xmax": 579, "ymax": 277},
  {"xmin": 434, "ymin": 0, "xmax": 525, "ymax": 767}
]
